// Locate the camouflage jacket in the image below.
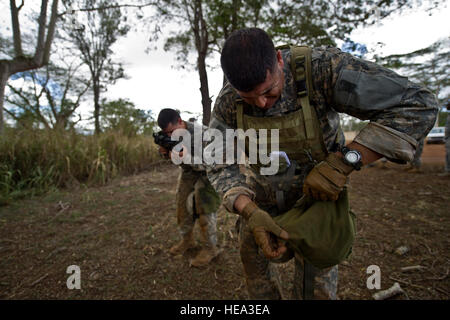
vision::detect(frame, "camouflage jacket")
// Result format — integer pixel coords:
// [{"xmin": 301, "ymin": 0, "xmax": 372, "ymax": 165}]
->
[
  {"xmin": 179, "ymin": 120, "xmax": 209, "ymax": 175},
  {"xmin": 207, "ymin": 46, "xmax": 439, "ymax": 213}
]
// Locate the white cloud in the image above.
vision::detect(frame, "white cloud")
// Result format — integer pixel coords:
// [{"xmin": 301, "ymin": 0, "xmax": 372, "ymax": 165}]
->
[{"xmin": 350, "ymin": 3, "xmax": 450, "ymax": 57}]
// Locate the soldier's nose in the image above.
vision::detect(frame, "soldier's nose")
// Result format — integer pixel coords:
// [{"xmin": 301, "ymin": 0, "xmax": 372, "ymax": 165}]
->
[{"xmin": 255, "ymin": 96, "xmax": 267, "ymax": 108}]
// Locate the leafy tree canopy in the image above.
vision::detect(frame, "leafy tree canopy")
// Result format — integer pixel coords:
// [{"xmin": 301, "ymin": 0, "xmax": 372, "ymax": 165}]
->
[{"xmin": 100, "ymin": 98, "xmax": 155, "ymax": 136}]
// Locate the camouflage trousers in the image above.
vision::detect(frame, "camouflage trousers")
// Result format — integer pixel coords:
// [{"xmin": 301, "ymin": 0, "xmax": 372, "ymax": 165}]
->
[
  {"xmin": 176, "ymin": 168, "xmax": 219, "ymax": 248},
  {"xmin": 411, "ymin": 138, "xmax": 424, "ymax": 168},
  {"xmin": 445, "ymin": 115, "xmax": 450, "ymax": 172},
  {"xmin": 238, "ymin": 217, "xmax": 338, "ymax": 300}
]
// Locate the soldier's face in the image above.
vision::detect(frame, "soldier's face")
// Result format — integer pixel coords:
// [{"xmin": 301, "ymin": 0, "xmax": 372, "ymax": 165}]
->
[
  {"xmin": 236, "ymin": 50, "xmax": 285, "ymax": 110},
  {"xmin": 163, "ymin": 118, "xmax": 185, "ymax": 137}
]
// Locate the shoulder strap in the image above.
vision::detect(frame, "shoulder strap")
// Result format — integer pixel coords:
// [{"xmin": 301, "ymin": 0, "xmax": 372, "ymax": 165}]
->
[{"xmin": 289, "ymin": 46, "xmax": 315, "ymax": 140}]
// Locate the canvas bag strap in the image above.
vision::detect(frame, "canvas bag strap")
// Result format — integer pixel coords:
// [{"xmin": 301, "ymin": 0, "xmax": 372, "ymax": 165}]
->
[{"xmin": 290, "ymin": 46, "xmax": 315, "ymax": 140}]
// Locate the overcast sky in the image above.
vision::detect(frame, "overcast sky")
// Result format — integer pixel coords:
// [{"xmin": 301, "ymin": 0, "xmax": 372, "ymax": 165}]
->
[
  {"xmin": 1, "ymin": 1, "xmax": 449, "ymax": 126},
  {"xmin": 104, "ymin": 2, "xmax": 450, "ymax": 122}
]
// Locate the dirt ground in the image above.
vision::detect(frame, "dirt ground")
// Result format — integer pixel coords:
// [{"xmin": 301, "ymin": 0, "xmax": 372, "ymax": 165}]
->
[{"xmin": 0, "ymin": 144, "xmax": 448, "ymax": 300}]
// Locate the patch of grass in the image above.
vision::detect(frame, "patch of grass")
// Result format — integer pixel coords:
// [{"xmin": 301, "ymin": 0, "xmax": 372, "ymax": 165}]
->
[{"xmin": 0, "ymin": 128, "xmax": 159, "ymax": 205}]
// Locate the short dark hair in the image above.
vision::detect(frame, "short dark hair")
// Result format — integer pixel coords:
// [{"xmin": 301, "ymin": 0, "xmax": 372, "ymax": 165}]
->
[
  {"xmin": 220, "ymin": 28, "xmax": 277, "ymax": 92},
  {"xmin": 157, "ymin": 108, "xmax": 180, "ymax": 130}
]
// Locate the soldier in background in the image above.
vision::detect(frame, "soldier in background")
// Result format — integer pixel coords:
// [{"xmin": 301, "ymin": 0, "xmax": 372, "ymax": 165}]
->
[
  {"xmin": 444, "ymin": 107, "xmax": 450, "ymax": 175},
  {"xmin": 157, "ymin": 108, "xmax": 221, "ymax": 267},
  {"xmin": 207, "ymin": 28, "xmax": 438, "ymax": 299}
]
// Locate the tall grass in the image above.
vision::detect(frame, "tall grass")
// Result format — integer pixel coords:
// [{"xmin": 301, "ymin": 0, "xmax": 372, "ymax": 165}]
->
[{"xmin": 0, "ymin": 128, "xmax": 159, "ymax": 205}]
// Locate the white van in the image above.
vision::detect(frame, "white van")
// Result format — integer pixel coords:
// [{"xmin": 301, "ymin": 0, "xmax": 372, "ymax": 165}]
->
[{"xmin": 426, "ymin": 127, "xmax": 445, "ymax": 144}]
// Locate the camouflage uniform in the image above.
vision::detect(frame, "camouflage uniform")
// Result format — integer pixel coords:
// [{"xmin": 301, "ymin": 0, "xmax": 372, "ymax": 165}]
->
[
  {"xmin": 172, "ymin": 121, "xmax": 220, "ymax": 263},
  {"xmin": 207, "ymin": 46, "xmax": 438, "ymax": 299},
  {"xmin": 410, "ymin": 138, "xmax": 424, "ymax": 169},
  {"xmin": 175, "ymin": 167, "xmax": 218, "ymax": 247},
  {"xmin": 445, "ymin": 113, "xmax": 450, "ymax": 173}
]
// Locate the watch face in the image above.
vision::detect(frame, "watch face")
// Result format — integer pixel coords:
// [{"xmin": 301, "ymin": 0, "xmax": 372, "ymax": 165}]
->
[{"xmin": 345, "ymin": 151, "xmax": 360, "ymax": 164}]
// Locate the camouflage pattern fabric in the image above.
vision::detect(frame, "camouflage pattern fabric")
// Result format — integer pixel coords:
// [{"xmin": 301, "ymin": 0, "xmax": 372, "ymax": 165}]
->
[
  {"xmin": 175, "ymin": 167, "xmax": 200, "ymax": 237},
  {"xmin": 175, "ymin": 121, "xmax": 220, "ymax": 243},
  {"xmin": 194, "ymin": 176, "xmax": 220, "ymax": 247},
  {"xmin": 445, "ymin": 113, "xmax": 450, "ymax": 173},
  {"xmin": 175, "ymin": 167, "xmax": 219, "ymax": 245},
  {"xmin": 292, "ymin": 255, "xmax": 339, "ymax": 300},
  {"xmin": 207, "ymin": 46, "xmax": 439, "ymax": 212},
  {"xmin": 411, "ymin": 138, "xmax": 424, "ymax": 168}
]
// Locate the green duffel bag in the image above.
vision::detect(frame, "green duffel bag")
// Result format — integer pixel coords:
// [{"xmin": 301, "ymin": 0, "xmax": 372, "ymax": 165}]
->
[{"xmin": 273, "ymin": 188, "xmax": 356, "ymax": 269}]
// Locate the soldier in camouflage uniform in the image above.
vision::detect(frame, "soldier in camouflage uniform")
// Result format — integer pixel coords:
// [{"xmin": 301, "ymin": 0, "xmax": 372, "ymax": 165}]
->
[
  {"xmin": 445, "ymin": 110, "xmax": 450, "ymax": 175},
  {"xmin": 157, "ymin": 109, "xmax": 221, "ymax": 267},
  {"xmin": 206, "ymin": 28, "xmax": 438, "ymax": 299}
]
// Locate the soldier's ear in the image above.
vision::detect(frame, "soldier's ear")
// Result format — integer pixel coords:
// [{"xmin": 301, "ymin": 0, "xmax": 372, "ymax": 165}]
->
[
  {"xmin": 178, "ymin": 117, "xmax": 187, "ymax": 129},
  {"xmin": 276, "ymin": 50, "xmax": 284, "ymax": 69}
]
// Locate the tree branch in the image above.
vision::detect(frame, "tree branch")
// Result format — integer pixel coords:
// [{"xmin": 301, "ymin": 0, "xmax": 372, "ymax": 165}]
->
[
  {"xmin": 6, "ymin": 82, "xmax": 33, "ymax": 108},
  {"xmin": 73, "ymin": 78, "xmax": 92, "ymax": 112},
  {"xmin": 10, "ymin": 0, "xmax": 24, "ymax": 56},
  {"xmin": 58, "ymin": 1, "xmax": 158, "ymax": 17},
  {"xmin": 34, "ymin": 0, "xmax": 49, "ymax": 65},
  {"xmin": 43, "ymin": 0, "xmax": 59, "ymax": 65},
  {"xmin": 3, "ymin": 107, "xmax": 32, "ymax": 130},
  {"xmin": 17, "ymin": 0, "xmax": 24, "ymax": 11}
]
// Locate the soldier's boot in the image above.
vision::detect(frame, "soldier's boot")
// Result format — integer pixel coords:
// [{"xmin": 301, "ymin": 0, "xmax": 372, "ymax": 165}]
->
[
  {"xmin": 169, "ymin": 231, "xmax": 196, "ymax": 255},
  {"xmin": 403, "ymin": 163, "xmax": 413, "ymax": 171},
  {"xmin": 404, "ymin": 162, "xmax": 422, "ymax": 173},
  {"xmin": 190, "ymin": 213, "xmax": 221, "ymax": 267},
  {"xmin": 190, "ymin": 247, "xmax": 220, "ymax": 267},
  {"xmin": 407, "ymin": 167, "xmax": 422, "ymax": 173}
]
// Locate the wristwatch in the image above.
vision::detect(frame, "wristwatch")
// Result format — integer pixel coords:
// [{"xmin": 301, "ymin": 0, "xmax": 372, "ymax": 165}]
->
[{"xmin": 340, "ymin": 146, "xmax": 362, "ymax": 171}]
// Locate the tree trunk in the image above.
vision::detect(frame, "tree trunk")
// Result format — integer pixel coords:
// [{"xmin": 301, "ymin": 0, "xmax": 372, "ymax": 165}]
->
[
  {"xmin": 231, "ymin": 0, "xmax": 239, "ymax": 32},
  {"xmin": 0, "ymin": 62, "xmax": 10, "ymax": 135},
  {"xmin": 198, "ymin": 54, "xmax": 211, "ymax": 126},
  {"xmin": 193, "ymin": 0, "xmax": 211, "ymax": 126},
  {"xmin": 0, "ymin": 0, "xmax": 59, "ymax": 135},
  {"xmin": 93, "ymin": 80, "xmax": 101, "ymax": 134},
  {"xmin": 1, "ymin": 56, "xmax": 54, "ymax": 134}
]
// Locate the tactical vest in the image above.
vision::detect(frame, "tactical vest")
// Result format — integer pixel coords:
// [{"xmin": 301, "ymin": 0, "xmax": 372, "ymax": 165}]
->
[
  {"xmin": 236, "ymin": 45, "xmax": 328, "ymax": 174},
  {"xmin": 235, "ymin": 46, "xmax": 356, "ymax": 272}
]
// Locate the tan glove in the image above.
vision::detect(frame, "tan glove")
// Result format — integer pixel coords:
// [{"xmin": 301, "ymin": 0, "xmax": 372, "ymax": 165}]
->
[
  {"xmin": 241, "ymin": 202, "xmax": 289, "ymax": 259},
  {"xmin": 303, "ymin": 153, "xmax": 354, "ymax": 201}
]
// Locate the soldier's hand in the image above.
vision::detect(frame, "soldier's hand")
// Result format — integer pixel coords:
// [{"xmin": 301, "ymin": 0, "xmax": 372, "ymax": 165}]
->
[
  {"xmin": 303, "ymin": 153, "xmax": 353, "ymax": 201},
  {"xmin": 241, "ymin": 202, "xmax": 289, "ymax": 259},
  {"xmin": 159, "ymin": 146, "xmax": 169, "ymax": 159}
]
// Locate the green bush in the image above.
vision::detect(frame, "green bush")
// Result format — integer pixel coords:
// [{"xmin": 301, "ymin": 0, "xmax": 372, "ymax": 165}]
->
[{"xmin": 0, "ymin": 128, "xmax": 159, "ymax": 205}]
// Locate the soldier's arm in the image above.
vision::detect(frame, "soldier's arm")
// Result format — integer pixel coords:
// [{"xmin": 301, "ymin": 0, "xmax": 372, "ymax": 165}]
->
[
  {"xmin": 317, "ymin": 47, "xmax": 439, "ymax": 163},
  {"xmin": 206, "ymin": 86, "xmax": 256, "ymax": 213},
  {"xmin": 207, "ymin": 110, "xmax": 290, "ymax": 256}
]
